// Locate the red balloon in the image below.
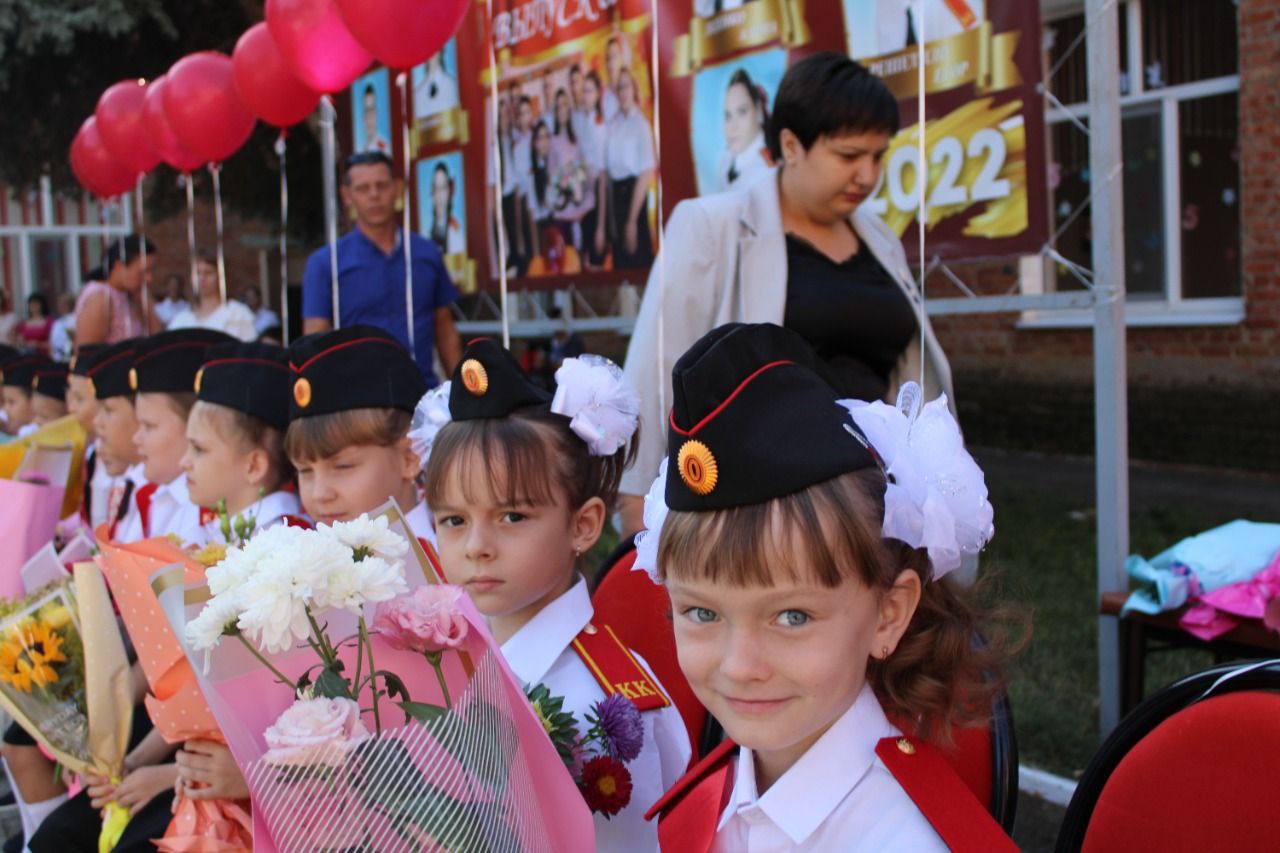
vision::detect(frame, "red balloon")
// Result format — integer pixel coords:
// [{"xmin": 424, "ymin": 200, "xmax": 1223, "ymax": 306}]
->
[
  {"xmin": 143, "ymin": 76, "xmax": 206, "ymax": 172},
  {"xmin": 96, "ymin": 80, "xmax": 162, "ymax": 175},
  {"xmin": 164, "ymin": 52, "xmax": 257, "ymax": 164},
  {"xmin": 266, "ymin": 0, "xmax": 373, "ymax": 94},
  {"xmin": 233, "ymin": 23, "xmax": 321, "ymax": 128},
  {"xmin": 70, "ymin": 117, "xmax": 138, "ymax": 197},
  {"xmin": 336, "ymin": 0, "xmax": 468, "ymax": 70}
]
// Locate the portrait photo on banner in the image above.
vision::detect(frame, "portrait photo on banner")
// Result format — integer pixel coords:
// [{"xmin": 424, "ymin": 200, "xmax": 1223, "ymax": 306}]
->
[
  {"xmin": 845, "ymin": 0, "xmax": 988, "ymax": 58},
  {"xmin": 691, "ymin": 48, "xmax": 785, "ymax": 196},
  {"xmin": 413, "ymin": 39, "xmax": 460, "ymax": 120},
  {"xmin": 483, "ymin": 26, "xmax": 658, "ymax": 280},
  {"xmin": 417, "ymin": 152, "xmax": 470, "ymax": 288},
  {"xmin": 352, "ymin": 68, "xmax": 393, "ymax": 155}
]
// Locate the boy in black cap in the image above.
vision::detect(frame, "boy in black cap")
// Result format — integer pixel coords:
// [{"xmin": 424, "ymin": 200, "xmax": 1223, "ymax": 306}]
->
[
  {"xmin": 285, "ymin": 324, "xmax": 433, "ymax": 541},
  {"xmin": 1, "ymin": 355, "xmax": 50, "ymax": 436},
  {"xmin": 115, "ymin": 329, "xmax": 234, "ymax": 544},
  {"xmin": 81, "ymin": 340, "xmax": 146, "ymax": 540},
  {"xmin": 181, "ymin": 341, "xmax": 301, "ymax": 540},
  {"xmin": 31, "ymin": 363, "xmax": 70, "ymax": 427}
]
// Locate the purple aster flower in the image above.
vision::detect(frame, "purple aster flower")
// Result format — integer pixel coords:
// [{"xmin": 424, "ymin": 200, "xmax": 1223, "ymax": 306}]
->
[{"xmin": 593, "ymin": 693, "xmax": 644, "ymax": 762}]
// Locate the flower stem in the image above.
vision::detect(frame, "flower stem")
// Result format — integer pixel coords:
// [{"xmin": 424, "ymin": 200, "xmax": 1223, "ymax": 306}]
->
[
  {"xmin": 306, "ymin": 609, "xmax": 335, "ymax": 665},
  {"xmin": 359, "ymin": 618, "xmax": 381, "ymax": 734},
  {"xmin": 235, "ymin": 634, "xmax": 297, "ymax": 692},
  {"xmin": 426, "ymin": 651, "xmax": 452, "ymax": 710}
]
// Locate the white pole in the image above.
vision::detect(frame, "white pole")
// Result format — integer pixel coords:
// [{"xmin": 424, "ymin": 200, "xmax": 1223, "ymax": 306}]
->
[
  {"xmin": 320, "ymin": 95, "xmax": 342, "ymax": 328},
  {"xmin": 1086, "ymin": 0, "xmax": 1130, "ymax": 734}
]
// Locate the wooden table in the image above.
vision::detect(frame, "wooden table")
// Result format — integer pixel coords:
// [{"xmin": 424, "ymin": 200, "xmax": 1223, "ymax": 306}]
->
[{"xmin": 1100, "ymin": 591, "xmax": 1280, "ymax": 716}]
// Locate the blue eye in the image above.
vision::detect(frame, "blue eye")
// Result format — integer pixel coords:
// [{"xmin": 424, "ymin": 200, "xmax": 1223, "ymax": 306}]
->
[
  {"xmin": 683, "ymin": 607, "xmax": 717, "ymax": 624},
  {"xmin": 776, "ymin": 610, "xmax": 810, "ymax": 628}
]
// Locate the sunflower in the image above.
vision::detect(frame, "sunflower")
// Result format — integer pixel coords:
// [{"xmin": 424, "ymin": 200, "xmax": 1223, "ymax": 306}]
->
[{"xmin": 0, "ymin": 622, "xmax": 66, "ymax": 693}]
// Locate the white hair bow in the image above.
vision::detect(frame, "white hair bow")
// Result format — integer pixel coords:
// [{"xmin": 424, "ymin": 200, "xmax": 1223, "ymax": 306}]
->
[
  {"xmin": 550, "ymin": 355, "xmax": 640, "ymax": 457},
  {"xmin": 408, "ymin": 381, "xmax": 452, "ymax": 469}
]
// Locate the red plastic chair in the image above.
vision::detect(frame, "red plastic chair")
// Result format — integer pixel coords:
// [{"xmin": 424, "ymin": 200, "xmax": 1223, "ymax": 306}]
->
[{"xmin": 1058, "ymin": 659, "xmax": 1280, "ymax": 852}]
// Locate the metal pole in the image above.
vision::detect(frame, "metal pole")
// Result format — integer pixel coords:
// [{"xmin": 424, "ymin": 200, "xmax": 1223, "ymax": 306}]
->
[
  {"xmin": 320, "ymin": 95, "xmax": 341, "ymax": 328},
  {"xmin": 1086, "ymin": 0, "xmax": 1130, "ymax": 735}
]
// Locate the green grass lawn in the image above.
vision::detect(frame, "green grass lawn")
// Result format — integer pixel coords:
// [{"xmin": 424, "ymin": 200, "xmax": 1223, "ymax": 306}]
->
[{"xmin": 983, "ymin": 482, "xmax": 1232, "ymax": 778}]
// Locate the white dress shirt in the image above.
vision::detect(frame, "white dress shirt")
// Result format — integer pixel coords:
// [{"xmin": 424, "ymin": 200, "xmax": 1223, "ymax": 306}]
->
[
  {"xmin": 876, "ymin": 0, "xmax": 986, "ymax": 53},
  {"xmin": 115, "ymin": 473, "xmax": 208, "ymax": 547},
  {"xmin": 715, "ymin": 132, "xmax": 771, "ymax": 194},
  {"xmin": 86, "ymin": 445, "xmax": 120, "ymax": 530},
  {"xmin": 714, "ymin": 685, "xmax": 946, "ymax": 852},
  {"xmin": 198, "ymin": 489, "xmax": 300, "ymax": 544},
  {"xmin": 414, "ymin": 68, "xmax": 459, "ymax": 118},
  {"xmin": 500, "ymin": 578, "xmax": 691, "ymax": 853},
  {"xmin": 606, "ymin": 108, "xmax": 656, "ymax": 181},
  {"xmin": 168, "ymin": 301, "xmax": 257, "ymax": 342},
  {"xmin": 155, "ymin": 298, "xmax": 190, "ymax": 327}
]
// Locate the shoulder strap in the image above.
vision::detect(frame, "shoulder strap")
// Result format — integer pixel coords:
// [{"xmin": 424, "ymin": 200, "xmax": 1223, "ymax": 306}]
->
[
  {"xmin": 80, "ymin": 448, "xmax": 97, "ymax": 525},
  {"xmin": 571, "ymin": 623, "xmax": 672, "ymax": 712},
  {"xmin": 107, "ymin": 479, "xmax": 136, "ymax": 540},
  {"xmin": 875, "ymin": 735, "xmax": 1016, "ymax": 853},
  {"xmin": 136, "ymin": 483, "xmax": 159, "ymax": 538},
  {"xmin": 647, "ymin": 739, "xmax": 737, "ymax": 852}
]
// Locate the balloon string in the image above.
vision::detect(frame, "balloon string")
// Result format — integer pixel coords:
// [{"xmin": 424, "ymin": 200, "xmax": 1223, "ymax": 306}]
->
[
  {"xmin": 210, "ymin": 163, "xmax": 228, "ymax": 305},
  {"xmin": 185, "ymin": 173, "xmax": 199, "ymax": 317},
  {"xmin": 320, "ymin": 95, "xmax": 341, "ymax": 329},
  {"xmin": 114, "ymin": 197, "xmax": 131, "ymax": 338},
  {"xmin": 486, "ymin": 0, "xmax": 510, "ymax": 349},
  {"xmin": 276, "ymin": 132, "xmax": 291, "ymax": 346},
  {"xmin": 915, "ymin": 0, "xmax": 927, "ymax": 389},
  {"xmin": 397, "ymin": 71, "xmax": 415, "ymax": 356},
  {"xmin": 135, "ymin": 175, "xmax": 149, "ymax": 331},
  {"xmin": 649, "ymin": 0, "xmax": 667, "ymax": 428}
]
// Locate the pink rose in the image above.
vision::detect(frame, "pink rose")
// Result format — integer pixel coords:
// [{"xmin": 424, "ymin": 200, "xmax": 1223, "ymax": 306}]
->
[
  {"xmin": 374, "ymin": 584, "xmax": 469, "ymax": 654},
  {"xmin": 263, "ymin": 697, "xmax": 370, "ymax": 767}
]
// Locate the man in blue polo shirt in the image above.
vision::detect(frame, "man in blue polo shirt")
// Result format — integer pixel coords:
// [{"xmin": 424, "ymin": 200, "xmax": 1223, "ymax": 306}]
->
[{"xmin": 302, "ymin": 151, "xmax": 461, "ymax": 384}]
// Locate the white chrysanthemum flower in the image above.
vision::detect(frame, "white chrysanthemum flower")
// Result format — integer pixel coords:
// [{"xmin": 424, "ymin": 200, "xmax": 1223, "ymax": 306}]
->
[
  {"xmin": 185, "ymin": 591, "xmax": 242, "ymax": 652},
  {"xmin": 236, "ymin": 568, "xmax": 314, "ymax": 654},
  {"xmin": 323, "ymin": 514, "xmax": 409, "ymax": 562}
]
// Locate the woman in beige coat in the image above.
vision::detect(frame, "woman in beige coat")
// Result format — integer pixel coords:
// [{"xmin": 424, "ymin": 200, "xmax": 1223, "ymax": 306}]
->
[{"xmin": 619, "ymin": 53, "xmax": 954, "ymax": 532}]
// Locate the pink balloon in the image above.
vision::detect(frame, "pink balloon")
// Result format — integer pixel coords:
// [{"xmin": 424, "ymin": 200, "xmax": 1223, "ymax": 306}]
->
[
  {"xmin": 336, "ymin": 0, "xmax": 468, "ymax": 71},
  {"xmin": 70, "ymin": 117, "xmax": 138, "ymax": 197},
  {"xmin": 233, "ymin": 23, "xmax": 322, "ymax": 128},
  {"xmin": 143, "ymin": 76, "xmax": 206, "ymax": 172},
  {"xmin": 266, "ymin": 0, "xmax": 373, "ymax": 94},
  {"xmin": 165, "ymin": 52, "xmax": 257, "ymax": 164},
  {"xmin": 96, "ymin": 80, "xmax": 161, "ymax": 175}
]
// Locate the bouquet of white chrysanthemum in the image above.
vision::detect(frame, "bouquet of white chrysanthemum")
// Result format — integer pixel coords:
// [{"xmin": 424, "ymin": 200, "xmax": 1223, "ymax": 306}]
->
[{"xmin": 180, "ymin": 510, "xmax": 594, "ymax": 853}]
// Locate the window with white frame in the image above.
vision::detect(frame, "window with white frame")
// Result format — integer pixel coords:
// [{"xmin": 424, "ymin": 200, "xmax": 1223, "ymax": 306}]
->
[{"xmin": 1031, "ymin": 0, "xmax": 1241, "ymax": 326}]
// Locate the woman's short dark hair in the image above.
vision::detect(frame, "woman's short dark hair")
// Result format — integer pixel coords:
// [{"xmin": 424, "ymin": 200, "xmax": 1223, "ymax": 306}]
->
[
  {"xmin": 26, "ymin": 293, "xmax": 49, "ymax": 317},
  {"xmin": 104, "ymin": 235, "xmax": 156, "ymax": 273},
  {"xmin": 766, "ymin": 52, "xmax": 899, "ymax": 161}
]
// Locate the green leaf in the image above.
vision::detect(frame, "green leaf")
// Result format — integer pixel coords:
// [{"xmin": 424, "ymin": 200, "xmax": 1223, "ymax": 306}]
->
[
  {"xmin": 379, "ymin": 671, "xmax": 410, "ymax": 704},
  {"xmin": 313, "ymin": 666, "xmax": 352, "ymax": 700},
  {"xmin": 398, "ymin": 701, "xmax": 448, "ymax": 724}
]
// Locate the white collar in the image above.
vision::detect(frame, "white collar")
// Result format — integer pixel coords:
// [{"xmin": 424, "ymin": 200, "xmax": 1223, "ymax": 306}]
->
[
  {"xmin": 732, "ymin": 132, "xmax": 767, "ymax": 170},
  {"xmin": 125, "ymin": 463, "xmax": 148, "ymax": 487},
  {"xmin": 499, "ymin": 576, "xmax": 593, "ymax": 687},
  {"xmin": 154, "ymin": 472, "xmax": 190, "ymax": 503},
  {"xmin": 718, "ymin": 684, "xmax": 900, "ymax": 844}
]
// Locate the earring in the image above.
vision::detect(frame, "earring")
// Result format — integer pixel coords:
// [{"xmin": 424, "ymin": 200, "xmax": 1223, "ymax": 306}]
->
[{"xmin": 881, "ymin": 646, "xmax": 890, "ymax": 660}]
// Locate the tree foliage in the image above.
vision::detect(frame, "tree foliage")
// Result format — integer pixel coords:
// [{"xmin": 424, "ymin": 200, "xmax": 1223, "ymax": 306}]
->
[{"xmin": 0, "ymin": 0, "xmax": 324, "ymax": 242}]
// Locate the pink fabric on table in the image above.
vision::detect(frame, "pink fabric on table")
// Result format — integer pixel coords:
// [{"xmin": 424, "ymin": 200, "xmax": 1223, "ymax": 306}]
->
[{"xmin": 1179, "ymin": 552, "xmax": 1280, "ymax": 641}]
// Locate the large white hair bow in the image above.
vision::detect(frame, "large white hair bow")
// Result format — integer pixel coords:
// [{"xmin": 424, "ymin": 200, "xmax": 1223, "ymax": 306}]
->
[
  {"xmin": 841, "ymin": 383, "xmax": 994, "ymax": 579},
  {"xmin": 551, "ymin": 355, "xmax": 640, "ymax": 457},
  {"xmin": 631, "ymin": 459, "xmax": 670, "ymax": 584},
  {"xmin": 407, "ymin": 382, "xmax": 452, "ymax": 469}
]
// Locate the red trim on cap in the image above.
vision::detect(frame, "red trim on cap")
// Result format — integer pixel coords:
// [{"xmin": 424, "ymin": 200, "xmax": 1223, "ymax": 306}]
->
[
  {"xmin": 200, "ymin": 356, "xmax": 289, "ymax": 372},
  {"xmin": 84, "ymin": 349, "xmax": 133, "ymax": 377},
  {"xmin": 669, "ymin": 360, "xmax": 794, "ymax": 437},
  {"xmin": 134, "ymin": 340, "xmax": 217, "ymax": 363},
  {"xmin": 464, "ymin": 337, "xmax": 493, "ymax": 347},
  {"xmin": 290, "ymin": 337, "xmax": 405, "ymax": 372}
]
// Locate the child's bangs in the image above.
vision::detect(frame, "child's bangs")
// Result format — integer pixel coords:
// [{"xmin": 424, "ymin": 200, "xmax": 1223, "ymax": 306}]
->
[
  {"xmin": 658, "ymin": 469, "xmax": 888, "ymax": 590},
  {"xmin": 284, "ymin": 407, "xmax": 409, "ymax": 463},
  {"xmin": 424, "ymin": 418, "xmax": 560, "ymax": 509}
]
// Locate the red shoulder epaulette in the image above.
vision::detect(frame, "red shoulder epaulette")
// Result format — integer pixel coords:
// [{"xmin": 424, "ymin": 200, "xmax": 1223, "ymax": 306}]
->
[
  {"xmin": 571, "ymin": 623, "xmax": 672, "ymax": 713},
  {"xmin": 645, "ymin": 738, "xmax": 737, "ymax": 851},
  {"xmin": 876, "ymin": 735, "xmax": 1016, "ymax": 852},
  {"xmin": 136, "ymin": 482, "xmax": 159, "ymax": 538},
  {"xmin": 282, "ymin": 514, "xmax": 314, "ymax": 530}
]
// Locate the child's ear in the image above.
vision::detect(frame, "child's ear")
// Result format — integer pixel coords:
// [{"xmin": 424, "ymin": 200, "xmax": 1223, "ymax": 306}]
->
[
  {"xmin": 245, "ymin": 447, "xmax": 271, "ymax": 489},
  {"xmin": 570, "ymin": 496, "xmax": 608, "ymax": 556},
  {"xmin": 872, "ymin": 569, "xmax": 923, "ymax": 659},
  {"xmin": 395, "ymin": 435, "xmax": 422, "ymax": 481}
]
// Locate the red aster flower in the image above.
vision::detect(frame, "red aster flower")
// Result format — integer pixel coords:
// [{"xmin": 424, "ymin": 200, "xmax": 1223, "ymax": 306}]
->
[{"xmin": 579, "ymin": 755, "xmax": 633, "ymax": 817}]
